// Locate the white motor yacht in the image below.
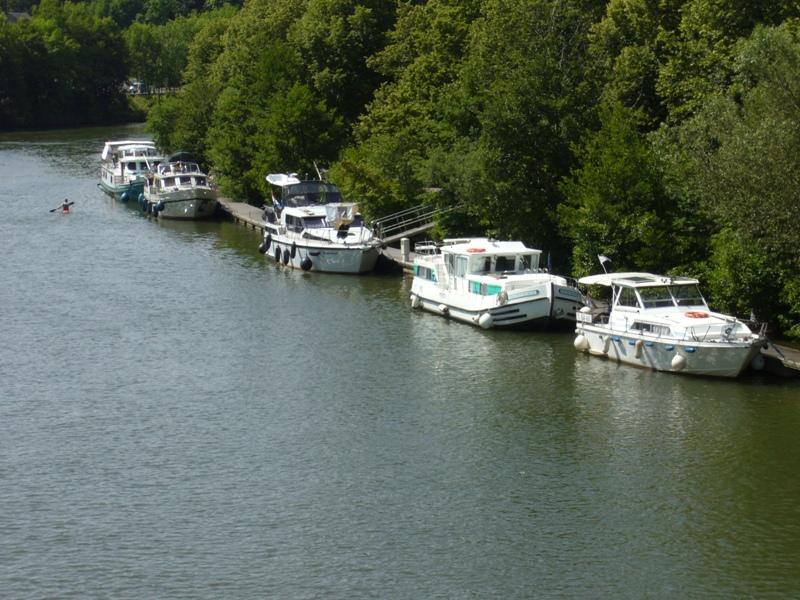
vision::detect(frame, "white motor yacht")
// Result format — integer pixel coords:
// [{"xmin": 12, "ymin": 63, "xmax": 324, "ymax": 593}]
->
[
  {"xmin": 574, "ymin": 272, "xmax": 764, "ymax": 377},
  {"xmin": 99, "ymin": 140, "xmax": 163, "ymax": 202},
  {"xmin": 409, "ymin": 238, "xmax": 586, "ymax": 329},
  {"xmin": 141, "ymin": 160, "xmax": 217, "ymax": 220},
  {"xmin": 258, "ymin": 173, "xmax": 379, "ymax": 274}
]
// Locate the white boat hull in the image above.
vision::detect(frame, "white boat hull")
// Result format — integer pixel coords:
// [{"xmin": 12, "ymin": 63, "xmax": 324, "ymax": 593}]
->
[
  {"xmin": 264, "ymin": 234, "xmax": 379, "ymax": 274},
  {"xmin": 411, "ymin": 280, "xmax": 581, "ymax": 329},
  {"xmin": 574, "ymin": 324, "xmax": 762, "ymax": 377}
]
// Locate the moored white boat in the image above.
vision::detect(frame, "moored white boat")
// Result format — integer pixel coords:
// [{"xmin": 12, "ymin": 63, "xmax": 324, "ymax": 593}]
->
[
  {"xmin": 574, "ymin": 272, "xmax": 764, "ymax": 377},
  {"xmin": 258, "ymin": 173, "xmax": 379, "ymax": 274},
  {"xmin": 141, "ymin": 159, "xmax": 217, "ymax": 220},
  {"xmin": 409, "ymin": 238, "xmax": 586, "ymax": 329},
  {"xmin": 99, "ymin": 140, "xmax": 163, "ymax": 202}
]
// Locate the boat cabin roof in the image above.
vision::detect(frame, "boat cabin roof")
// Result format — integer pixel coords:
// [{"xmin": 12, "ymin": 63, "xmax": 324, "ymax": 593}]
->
[
  {"xmin": 157, "ymin": 161, "xmax": 202, "ymax": 176},
  {"xmin": 266, "ymin": 173, "xmax": 301, "ymax": 187},
  {"xmin": 578, "ymin": 272, "xmax": 700, "ymax": 288},
  {"xmin": 267, "ymin": 174, "xmax": 342, "ymax": 207},
  {"xmin": 102, "ymin": 140, "xmax": 156, "ymax": 159},
  {"xmin": 441, "ymin": 238, "xmax": 541, "ymax": 257}
]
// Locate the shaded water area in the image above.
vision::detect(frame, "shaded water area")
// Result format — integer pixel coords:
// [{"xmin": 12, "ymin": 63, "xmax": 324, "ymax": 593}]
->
[{"xmin": 1, "ymin": 126, "xmax": 799, "ymax": 598}]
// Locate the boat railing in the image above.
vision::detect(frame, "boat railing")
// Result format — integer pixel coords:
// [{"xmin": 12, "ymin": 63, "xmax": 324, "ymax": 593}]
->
[
  {"xmin": 371, "ymin": 203, "xmax": 463, "ymax": 241},
  {"xmin": 414, "ymin": 240, "xmax": 440, "ymax": 255}
]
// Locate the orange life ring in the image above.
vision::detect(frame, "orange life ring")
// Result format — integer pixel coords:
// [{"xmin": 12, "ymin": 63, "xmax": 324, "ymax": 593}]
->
[
  {"xmin": 466, "ymin": 247, "xmax": 485, "ymax": 253},
  {"xmin": 685, "ymin": 311, "xmax": 709, "ymax": 318}
]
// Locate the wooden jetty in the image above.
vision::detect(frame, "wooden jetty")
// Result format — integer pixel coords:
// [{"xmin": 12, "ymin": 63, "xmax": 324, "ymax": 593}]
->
[
  {"xmin": 217, "ymin": 197, "xmax": 264, "ymax": 230},
  {"xmin": 762, "ymin": 342, "xmax": 800, "ymax": 377}
]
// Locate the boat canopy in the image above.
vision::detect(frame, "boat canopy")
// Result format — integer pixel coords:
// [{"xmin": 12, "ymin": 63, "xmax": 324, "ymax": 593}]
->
[
  {"xmin": 102, "ymin": 140, "xmax": 156, "ymax": 160},
  {"xmin": 326, "ymin": 203, "xmax": 357, "ymax": 229},
  {"xmin": 578, "ymin": 272, "xmax": 700, "ymax": 288},
  {"xmin": 266, "ymin": 173, "xmax": 301, "ymax": 187},
  {"xmin": 267, "ymin": 174, "xmax": 343, "ymax": 207},
  {"xmin": 441, "ymin": 238, "xmax": 541, "ymax": 257}
]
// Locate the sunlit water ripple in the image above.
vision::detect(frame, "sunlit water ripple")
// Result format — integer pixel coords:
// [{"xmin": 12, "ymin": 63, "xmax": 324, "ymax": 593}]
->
[{"xmin": 1, "ymin": 126, "xmax": 799, "ymax": 599}]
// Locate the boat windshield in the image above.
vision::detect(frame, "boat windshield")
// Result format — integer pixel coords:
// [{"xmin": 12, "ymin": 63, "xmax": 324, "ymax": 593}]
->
[
  {"xmin": 638, "ymin": 286, "xmax": 675, "ymax": 308},
  {"xmin": 495, "ymin": 256, "xmax": 517, "ymax": 272},
  {"xmin": 302, "ymin": 216, "xmax": 327, "ymax": 229},
  {"xmin": 636, "ymin": 283, "xmax": 706, "ymax": 308},
  {"xmin": 283, "ymin": 182, "xmax": 342, "ymax": 207},
  {"xmin": 671, "ymin": 284, "xmax": 705, "ymax": 306}
]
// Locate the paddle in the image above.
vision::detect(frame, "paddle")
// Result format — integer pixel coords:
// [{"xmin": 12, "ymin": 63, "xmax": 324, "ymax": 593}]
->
[{"xmin": 50, "ymin": 201, "xmax": 75, "ymax": 213}]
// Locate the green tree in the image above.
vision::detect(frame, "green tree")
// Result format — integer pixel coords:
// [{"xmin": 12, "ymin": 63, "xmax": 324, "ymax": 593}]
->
[
  {"xmin": 442, "ymin": 0, "xmax": 602, "ymax": 257},
  {"xmin": 662, "ymin": 24, "xmax": 800, "ymax": 336},
  {"xmin": 559, "ymin": 101, "xmax": 681, "ymax": 277},
  {"xmin": 288, "ymin": 0, "xmax": 395, "ymax": 125},
  {"xmin": 329, "ymin": 0, "xmax": 481, "ymax": 220}
]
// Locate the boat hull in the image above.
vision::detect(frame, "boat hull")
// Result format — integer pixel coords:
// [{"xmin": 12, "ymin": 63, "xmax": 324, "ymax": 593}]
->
[
  {"xmin": 144, "ymin": 188, "xmax": 218, "ymax": 220},
  {"xmin": 263, "ymin": 234, "xmax": 379, "ymax": 274},
  {"xmin": 411, "ymin": 281, "xmax": 580, "ymax": 330},
  {"xmin": 99, "ymin": 176, "xmax": 145, "ymax": 202},
  {"xmin": 574, "ymin": 324, "xmax": 762, "ymax": 377}
]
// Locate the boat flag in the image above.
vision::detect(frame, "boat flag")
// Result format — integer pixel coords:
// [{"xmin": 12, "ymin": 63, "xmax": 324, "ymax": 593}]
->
[{"xmin": 598, "ymin": 254, "xmax": 611, "ymax": 273}]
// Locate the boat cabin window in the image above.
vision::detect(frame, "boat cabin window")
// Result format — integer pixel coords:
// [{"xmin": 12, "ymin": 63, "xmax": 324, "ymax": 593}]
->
[
  {"xmin": 631, "ymin": 321, "xmax": 671, "ymax": 336},
  {"xmin": 520, "ymin": 255, "xmax": 532, "ymax": 271},
  {"xmin": 413, "ymin": 265, "xmax": 437, "ymax": 282},
  {"xmin": 283, "ymin": 182, "xmax": 342, "ymax": 207},
  {"xmin": 495, "ymin": 256, "xmax": 516, "ymax": 272},
  {"xmin": 455, "ymin": 256, "xmax": 468, "ymax": 277},
  {"xmin": 471, "ymin": 257, "xmax": 492, "ymax": 274},
  {"xmin": 671, "ymin": 284, "xmax": 705, "ymax": 307},
  {"xmin": 284, "ymin": 215, "xmax": 303, "ymax": 232},
  {"xmin": 638, "ymin": 286, "xmax": 675, "ymax": 308},
  {"xmin": 616, "ymin": 286, "xmax": 641, "ymax": 308},
  {"xmin": 196, "ymin": 176, "xmax": 207, "ymax": 186},
  {"xmin": 446, "ymin": 253, "xmax": 455, "ymax": 273},
  {"xmin": 302, "ymin": 216, "xmax": 326, "ymax": 229}
]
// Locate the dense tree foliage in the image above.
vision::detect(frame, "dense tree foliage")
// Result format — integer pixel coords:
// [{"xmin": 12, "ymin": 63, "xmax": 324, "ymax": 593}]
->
[
  {"xmin": 2, "ymin": 0, "xmax": 799, "ymax": 337},
  {"xmin": 1, "ymin": 0, "xmax": 131, "ymax": 129}
]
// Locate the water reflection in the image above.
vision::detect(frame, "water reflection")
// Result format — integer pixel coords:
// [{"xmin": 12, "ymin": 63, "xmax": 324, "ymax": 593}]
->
[{"xmin": 2, "ymin": 127, "xmax": 800, "ymax": 599}]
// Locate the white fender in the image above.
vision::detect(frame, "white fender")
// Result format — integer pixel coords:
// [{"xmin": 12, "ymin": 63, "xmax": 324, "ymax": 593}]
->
[
  {"xmin": 671, "ymin": 354, "xmax": 687, "ymax": 371},
  {"xmin": 574, "ymin": 334, "xmax": 589, "ymax": 351},
  {"xmin": 634, "ymin": 339, "xmax": 644, "ymax": 358},
  {"xmin": 602, "ymin": 336, "xmax": 611, "ymax": 354},
  {"xmin": 410, "ymin": 294, "xmax": 420, "ymax": 309},
  {"xmin": 478, "ymin": 313, "xmax": 493, "ymax": 329}
]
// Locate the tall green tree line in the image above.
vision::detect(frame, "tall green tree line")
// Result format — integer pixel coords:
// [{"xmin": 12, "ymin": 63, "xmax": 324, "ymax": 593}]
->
[
  {"xmin": 2, "ymin": 0, "xmax": 798, "ymax": 337},
  {"xmin": 148, "ymin": 0, "xmax": 799, "ymax": 337}
]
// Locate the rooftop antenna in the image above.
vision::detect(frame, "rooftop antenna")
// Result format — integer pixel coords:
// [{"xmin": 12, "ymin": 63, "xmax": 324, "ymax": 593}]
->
[{"xmin": 598, "ymin": 254, "xmax": 612, "ymax": 274}]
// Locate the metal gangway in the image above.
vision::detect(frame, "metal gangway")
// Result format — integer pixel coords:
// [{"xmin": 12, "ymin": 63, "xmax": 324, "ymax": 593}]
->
[{"xmin": 371, "ymin": 203, "xmax": 462, "ymax": 244}]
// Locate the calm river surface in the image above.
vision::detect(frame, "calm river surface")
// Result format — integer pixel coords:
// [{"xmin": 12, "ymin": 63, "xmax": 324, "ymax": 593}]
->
[{"xmin": 1, "ymin": 126, "xmax": 799, "ymax": 599}]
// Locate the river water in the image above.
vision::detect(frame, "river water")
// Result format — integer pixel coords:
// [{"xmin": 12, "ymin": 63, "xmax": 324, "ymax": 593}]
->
[{"xmin": 1, "ymin": 126, "xmax": 799, "ymax": 599}]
